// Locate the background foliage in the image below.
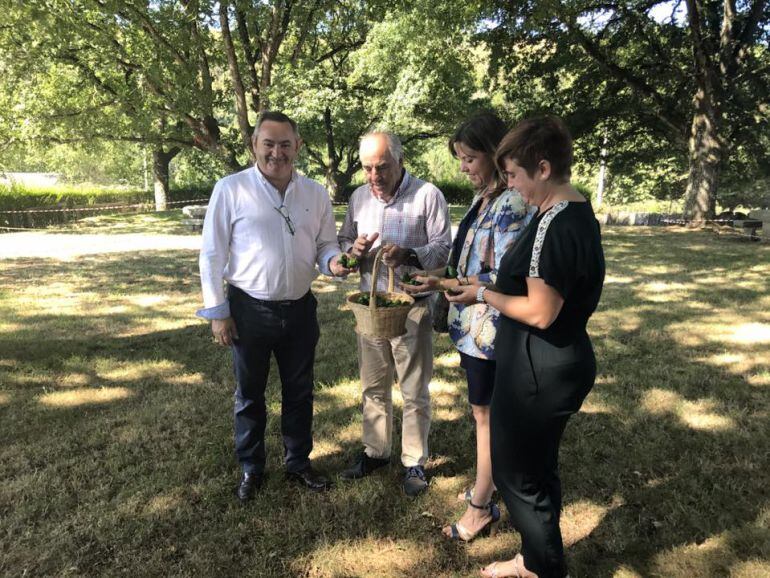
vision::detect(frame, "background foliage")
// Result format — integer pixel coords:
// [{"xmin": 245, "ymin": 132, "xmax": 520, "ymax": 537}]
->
[{"xmin": 1, "ymin": 0, "xmax": 768, "ymax": 214}]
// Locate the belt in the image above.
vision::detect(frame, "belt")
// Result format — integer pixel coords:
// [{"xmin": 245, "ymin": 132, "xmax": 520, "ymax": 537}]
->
[{"xmin": 230, "ymin": 285, "xmax": 310, "ymax": 307}]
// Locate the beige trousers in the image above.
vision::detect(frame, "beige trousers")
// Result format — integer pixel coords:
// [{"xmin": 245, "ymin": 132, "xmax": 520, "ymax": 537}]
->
[{"xmin": 357, "ymin": 299, "xmax": 433, "ymax": 467}]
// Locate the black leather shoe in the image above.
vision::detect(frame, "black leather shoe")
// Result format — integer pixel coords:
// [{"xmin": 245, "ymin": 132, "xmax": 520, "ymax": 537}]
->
[
  {"xmin": 341, "ymin": 452, "xmax": 390, "ymax": 480},
  {"xmin": 286, "ymin": 465, "xmax": 331, "ymax": 492},
  {"xmin": 236, "ymin": 471, "xmax": 263, "ymax": 502}
]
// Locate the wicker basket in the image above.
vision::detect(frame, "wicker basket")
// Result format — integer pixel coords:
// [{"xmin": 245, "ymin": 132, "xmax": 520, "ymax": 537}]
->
[{"xmin": 346, "ymin": 248, "xmax": 415, "ymax": 338}]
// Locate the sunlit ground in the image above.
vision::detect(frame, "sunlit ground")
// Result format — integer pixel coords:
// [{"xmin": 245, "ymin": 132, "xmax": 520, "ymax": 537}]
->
[{"xmin": 0, "ymin": 225, "xmax": 768, "ymax": 576}]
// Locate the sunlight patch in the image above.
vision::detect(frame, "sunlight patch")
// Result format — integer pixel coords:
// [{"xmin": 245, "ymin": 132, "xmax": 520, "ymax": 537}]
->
[
  {"xmin": 315, "ymin": 379, "xmax": 361, "ymax": 403},
  {"xmin": 58, "ymin": 373, "xmax": 91, "ymax": 387},
  {"xmin": 0, "ymin": 322, "xmax": 22, "ymax": 333},
  {"xmin": 641, "ymin": 388, "xmax": 679, "ymax": 414},
  {"xmin": 300, "ymin": 538, "xmax": 434, "ymax": 577},
  {"xmin": 144, "ymin": 493, "xmax": 182, "ymax": 516},
  {"xmin": 731, "ymin": 561, "xmax": 770, "ymax": 578},
  {"xmin": 39, "ymin": 386, "xmax": 133, "ymax": 407},
  {"xmin": 697, "ymin": 352, "xmax": 769, "ymax": 377},
  {"xmin": 434, "ymin": 351, "xmax": 461, "ymax": 368},
  {"xmin": 747, "ymin": 372, "xmax": 769, "ymax": 386},
  {"xmin": 433, "ymin": 405, "xmax": 465, "ymax": 421},
  {"xmin": 611, "ymin": 568, "xmax": 644, "ymax": 578},
  {"xmin": 561, "ymin": 497, "xmax": 621, "ymax": 546},
  {"xmin": 728, "ymin": 323, "xmax": 770, "ymax": 345},
  {"xmin": 652, "ymin": 533, "xmax": 729, "ymax": 577},
  {"xmin": 0, "ymin": 392, "xmax": 9, "ymax": 406},
  {"xmin": 129, "ymin": 294, "xmax": 165, "ymax": 308},
  {"xmin": 604, "ymin": 275, "xmax": 635, "ymax": 284},
  {"xmin": 166, "ymin": 373, "xmax": 205, "ymax": 386},
  {"xmin": 581, "ymin": 399, "xmax": 614, "ymax": 414},
  {"xmin": 641, "ymin": 389, "xmax": 735, "ymax": 431},
  {"xmin": 430, "ymin": 378, "xmax": 462, "ymax": 394},
  {"xmin": 680, "ymin": 400, "xmax": 735, "ymax": 431},
  {"xmin": 638, "ymin": 280, "xmax": 692, "ymax": 302},
  {"xmin": 311, "ymin": 281, "xmax": 340, "ymax": 294},
  {"xmin": 310, "ymin": 437, "xmax": 347, "ymax": 459},
  {"xmin": 98, "ymin": 360, "xmax": 184, "ymax": 382}
]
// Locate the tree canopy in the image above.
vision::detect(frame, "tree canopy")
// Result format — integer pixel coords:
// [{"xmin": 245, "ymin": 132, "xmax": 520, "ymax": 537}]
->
[{"xmin": 1, "ymin": 0, "xmax": 768, "ymax": 217}]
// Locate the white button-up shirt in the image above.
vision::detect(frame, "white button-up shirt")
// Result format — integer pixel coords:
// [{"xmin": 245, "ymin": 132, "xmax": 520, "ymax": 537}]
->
[
  {"xmin": 338, "ymin": 171, "xmax": 451, "ymax": 294},
  {"xmin": 197, "ymin": 166, "xmax": 340, "ymax": 319}
]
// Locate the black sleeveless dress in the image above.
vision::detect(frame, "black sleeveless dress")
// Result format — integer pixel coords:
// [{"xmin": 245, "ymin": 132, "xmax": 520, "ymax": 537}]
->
[{"xmin": 490, "ymin": 200, "xmax": 605, "ymax": 578}]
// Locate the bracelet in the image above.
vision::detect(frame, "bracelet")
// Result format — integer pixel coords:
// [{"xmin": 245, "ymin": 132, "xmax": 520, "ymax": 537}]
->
[{"xmin": 476, "ymin": 286, "xmax": 487, "ymax": 303}]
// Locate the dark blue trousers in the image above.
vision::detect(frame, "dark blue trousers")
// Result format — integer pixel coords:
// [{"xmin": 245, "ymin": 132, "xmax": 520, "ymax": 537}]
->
[{"xmin": 228, "ymin": 286, "xmax": 320, "ymax": 475}]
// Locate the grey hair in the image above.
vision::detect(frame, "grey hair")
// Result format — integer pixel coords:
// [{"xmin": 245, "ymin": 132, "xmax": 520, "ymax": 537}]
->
[{"xmin": 360, "ymin": 132, "xmax": 403, "ymax": 163}]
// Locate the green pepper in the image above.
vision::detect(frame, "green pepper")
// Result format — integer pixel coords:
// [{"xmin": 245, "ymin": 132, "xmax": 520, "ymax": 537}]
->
[
  {"xmin": 446, "ymin": 265, "xmax": 458, "ymax": 278},
  {"xmin": 401, "ymin": 272, "xmax": 419, "ymax": 286},
  {"xmin": 340, "ymin": 253, "xmax": 359, "ymax": 269}
]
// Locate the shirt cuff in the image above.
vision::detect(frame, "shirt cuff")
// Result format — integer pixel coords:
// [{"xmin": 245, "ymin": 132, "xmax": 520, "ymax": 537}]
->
[
  {"xmin": 196, "ymin": 301, "xmax": 231, "ymax": 320},
  {"xmin": 319, "ymin": 247, "xmax": 339, "ymax": 276},
  {"xmin": 412, "ymin": 246, "xmax": 430, "ymax": 268}
]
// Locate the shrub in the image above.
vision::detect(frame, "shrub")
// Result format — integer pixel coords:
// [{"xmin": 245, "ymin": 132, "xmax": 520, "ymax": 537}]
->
[
  {"xmin": 0, "ymin": 183, "xmax": 212, "ymax": 212},
  {"xmin": 435, "ymin": 181, "xmax": 475, "ymax": 204}
]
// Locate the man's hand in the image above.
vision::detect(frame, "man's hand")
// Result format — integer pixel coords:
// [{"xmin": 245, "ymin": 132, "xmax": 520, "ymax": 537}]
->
[
  {"xmin": 381, "ymin": 243, "xmax": 409, "ymax": 267},
  {"xmin": 212, "ymin": 317, "xmax": 239, "ymax": 346},
  {"xmin": 351, "ymin": 232, "xmax": 380, "ymax": 258},
  {"xmin": 329, "ymin": 254, "xmax": 352, "ymax": 277},
  {"xmin": 400, "ymin": 274, "xmax": 442, "ymax": 293}
]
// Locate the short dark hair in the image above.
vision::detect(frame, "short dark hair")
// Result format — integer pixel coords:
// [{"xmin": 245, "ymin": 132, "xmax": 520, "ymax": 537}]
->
[
  {"xmin": 253, "ymin": 111, "xmax": 299, "ymax": 139},
  {"xmin": 449, "ymin": 111, "xmax": 508, "ymax": 193},
  {"xmin": 495, "ymin": 116, "xmax": 573, "ymax": 182}
]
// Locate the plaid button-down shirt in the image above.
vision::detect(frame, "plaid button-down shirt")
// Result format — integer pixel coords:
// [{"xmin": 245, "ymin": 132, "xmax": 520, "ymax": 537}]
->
[{"xmin": 338, "ymin": 171, "xmax": 451, "ymax": 294}]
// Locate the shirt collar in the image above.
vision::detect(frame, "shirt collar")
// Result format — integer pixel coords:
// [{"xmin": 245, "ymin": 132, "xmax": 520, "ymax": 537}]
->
[{"xmin": 254, "ymin": 165, "xmax": 296, "ymax": 196}]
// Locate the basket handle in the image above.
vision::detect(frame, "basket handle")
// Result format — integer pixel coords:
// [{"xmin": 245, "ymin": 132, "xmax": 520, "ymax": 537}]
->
[{"xmin": 369, "ymin": 247, "xmax": 396, "ymax": 311}]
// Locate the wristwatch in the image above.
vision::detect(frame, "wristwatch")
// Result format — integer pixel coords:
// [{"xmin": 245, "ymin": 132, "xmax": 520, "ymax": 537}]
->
[{"xmin": 476, "ymin": 286, "xmax": 487, "ymax": 303}]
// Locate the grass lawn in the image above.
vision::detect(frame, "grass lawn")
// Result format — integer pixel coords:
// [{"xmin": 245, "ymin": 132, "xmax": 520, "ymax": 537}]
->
[{"xmin": 0, "ymin": 221, "xmax": 768, "ymax": 577}]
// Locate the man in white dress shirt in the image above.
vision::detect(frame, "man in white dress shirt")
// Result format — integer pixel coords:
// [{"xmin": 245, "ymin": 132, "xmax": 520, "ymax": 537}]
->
[
  {"xmin": 198, "ymin": 111, "xmax": 349, "ymax": 501},
  {"xmin": 338, "ymin": 132, "xmax": 451, "ymax": 496}
]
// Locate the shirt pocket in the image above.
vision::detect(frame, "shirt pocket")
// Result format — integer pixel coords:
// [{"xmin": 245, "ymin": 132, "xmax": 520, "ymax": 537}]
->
[{"xmin": 385, "ymin": 214, "xmax": 425, "ymax": 244}]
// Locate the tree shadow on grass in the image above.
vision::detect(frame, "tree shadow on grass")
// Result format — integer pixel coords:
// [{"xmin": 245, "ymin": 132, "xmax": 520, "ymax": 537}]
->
[{"xmin": 1, "ymin": 229, "xmax": 768, "ymax": 576}]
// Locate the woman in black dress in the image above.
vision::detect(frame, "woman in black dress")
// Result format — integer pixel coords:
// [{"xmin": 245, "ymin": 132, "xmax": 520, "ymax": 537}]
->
[{"xmin": 447, "ymin": 116, "xmax": 605, "ymax": 578}]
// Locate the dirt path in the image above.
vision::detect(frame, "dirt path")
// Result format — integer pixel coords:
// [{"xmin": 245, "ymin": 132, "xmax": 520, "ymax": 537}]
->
[{"xmin": 0, "ymin": 232, "xmax": 201, "ymax": 260}]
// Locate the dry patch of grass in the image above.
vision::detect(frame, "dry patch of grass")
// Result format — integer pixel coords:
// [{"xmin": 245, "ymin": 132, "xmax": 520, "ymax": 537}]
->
[{"xmin": 0, "ymin": 225, "xmax": 768, "ymax": 576}]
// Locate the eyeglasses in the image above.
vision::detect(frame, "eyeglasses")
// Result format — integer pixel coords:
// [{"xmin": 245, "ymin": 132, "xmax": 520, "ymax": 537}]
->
[{"xmin": 274, "ymin": 204, "xmax": 295, "ymax": 236}]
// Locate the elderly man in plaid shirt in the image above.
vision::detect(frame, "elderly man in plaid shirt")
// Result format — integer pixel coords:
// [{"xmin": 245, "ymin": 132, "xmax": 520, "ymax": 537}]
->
[{"xmin": 337, "ymin": 132, "xmax": 451, "ymax": 496}]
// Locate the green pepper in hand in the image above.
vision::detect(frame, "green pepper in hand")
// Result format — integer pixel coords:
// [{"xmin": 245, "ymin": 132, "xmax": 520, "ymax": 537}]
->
[
  {"xmin": 340, "ymin": 253, "xmax": 359, "ymax": 269},
  {"xmin": 401, "ymin": 272, "xmax": 420, "ymax": 286}
]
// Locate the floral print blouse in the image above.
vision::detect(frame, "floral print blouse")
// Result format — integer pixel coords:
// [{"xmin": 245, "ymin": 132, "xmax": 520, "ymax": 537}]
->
[{"xmin": 448, "ymin": 190, "xmax": 534, "ymax": 359}]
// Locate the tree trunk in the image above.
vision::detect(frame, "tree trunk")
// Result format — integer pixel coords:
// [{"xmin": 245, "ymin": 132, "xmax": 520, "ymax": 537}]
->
[
  {"xmin": 326, "ymin": 163, "xmax": 356, "ymax": 202},
  {"xmin": 683, "ymin": 88, "xmax": 721, "ymax": 223},
  {"xmin": 152, "ymin": 147, "xmax": 180, "ymax": 211}
]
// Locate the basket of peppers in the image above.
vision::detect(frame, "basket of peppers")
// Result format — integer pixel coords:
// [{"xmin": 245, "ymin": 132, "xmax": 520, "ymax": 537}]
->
[{"xmin": 346, "ymin": 248, "xmax": 415, "ymax": 338}]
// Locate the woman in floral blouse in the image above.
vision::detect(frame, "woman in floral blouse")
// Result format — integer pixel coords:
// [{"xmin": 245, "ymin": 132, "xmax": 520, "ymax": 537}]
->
[{"xmin": 404, "ymin": 111, "xmax": 532, "ymax": 541}]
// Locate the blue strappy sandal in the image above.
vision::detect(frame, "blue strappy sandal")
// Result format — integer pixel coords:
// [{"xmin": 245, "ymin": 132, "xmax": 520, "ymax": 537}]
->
[{"xmin": 447, "ymin": 501, "xmax": 501, "ymax": 542}]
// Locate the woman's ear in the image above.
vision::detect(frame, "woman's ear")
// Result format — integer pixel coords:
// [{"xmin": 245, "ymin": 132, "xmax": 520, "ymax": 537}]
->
[{"xmin": 537, "ymin": 159, "xmax": 552, "ymax": 181}]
